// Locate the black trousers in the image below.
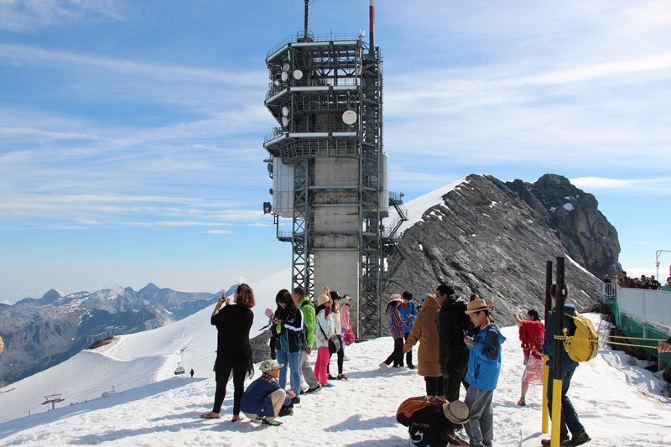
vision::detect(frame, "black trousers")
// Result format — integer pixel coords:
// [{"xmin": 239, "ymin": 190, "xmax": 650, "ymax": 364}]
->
[
  {"xmin": 402, "ymin": 332, "xmax": 414, "ymax": 367},
  {"xmin": 327, "ymin": 335, "xmax": 345, "ymax": 375},
  {"xmin": 424, "ymin": 376, "xmax": 443, "ymax": 396},
  {"xmin": 213, "ymin": 357, "xmax": 247, "ymax": 415},
  {"xmin": 269, "ymin": 335, "xmax": 277, "ymax": 360},
  {"xmin": 384, "ymin": 337, "xmax": 404, "ymax": 367},
  {"xmin": 443, "ymin": 361, "xmax": 469, "ymax": 402}
]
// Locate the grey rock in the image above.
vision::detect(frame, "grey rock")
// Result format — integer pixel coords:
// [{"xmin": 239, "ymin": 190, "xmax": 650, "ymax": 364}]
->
[{"xmin": 389, "ymin": 174, "xmax": 617, "ymax": 326}]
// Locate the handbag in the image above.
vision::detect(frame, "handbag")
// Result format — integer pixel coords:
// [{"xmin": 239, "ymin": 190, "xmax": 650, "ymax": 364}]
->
[{"xmin": 318, "ymin": 319, "xmax": 341, "ymax": 354}]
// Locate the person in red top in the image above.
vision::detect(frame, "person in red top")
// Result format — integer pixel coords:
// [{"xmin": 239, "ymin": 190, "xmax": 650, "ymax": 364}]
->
[{"xmin": 513, "ymin": 309, "xmax": 545, "ymax": 406}]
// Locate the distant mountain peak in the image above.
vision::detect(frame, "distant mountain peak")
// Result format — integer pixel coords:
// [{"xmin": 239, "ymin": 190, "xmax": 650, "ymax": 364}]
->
[
  {"xmin": 140, "ymin": 283, "xmax": 160, "ymax": 294},
  {"xmin": 42, "ymin": 289, "xmax": 64, "ymax": 302}
]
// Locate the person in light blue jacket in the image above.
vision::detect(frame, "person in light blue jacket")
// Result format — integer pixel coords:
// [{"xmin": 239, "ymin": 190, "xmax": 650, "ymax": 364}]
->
[
  {"xmin": 399, "ymin": 291, "xmax": 418, "ymax": 369},
  {"xmin": 463, "ymin": 298, "xmax": 505, "ymax": 447}
]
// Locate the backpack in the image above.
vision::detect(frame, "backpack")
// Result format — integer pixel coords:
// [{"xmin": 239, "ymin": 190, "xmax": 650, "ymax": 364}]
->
[
  {"xmin": 396, "ymin": 396, "xmax": 445, "ymax": 426},
  {"xmin": 563, "ymin": 312, "xmax": 598, "ymax": 362}
]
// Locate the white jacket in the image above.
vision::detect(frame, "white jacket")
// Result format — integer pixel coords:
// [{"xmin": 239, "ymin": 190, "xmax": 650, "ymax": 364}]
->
[{"xmin": 315, "ymin": 310, "xmax": 335, "ymax": 348}]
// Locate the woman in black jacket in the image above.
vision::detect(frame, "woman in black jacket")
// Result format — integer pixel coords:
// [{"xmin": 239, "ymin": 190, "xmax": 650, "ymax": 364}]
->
[
  {"xmin": 273, "ymin": 289, "xmax": 304, "ymax": 403},
  {"xmin": 201, "ymin": 283, "xmax": 255, "ymax": 421}
]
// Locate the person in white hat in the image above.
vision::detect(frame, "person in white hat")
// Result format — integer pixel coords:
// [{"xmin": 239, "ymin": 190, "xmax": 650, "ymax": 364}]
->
[
  {"xmin": 380, "ymin": 294, "xmax": 407, "ymax": 369},
  {"xmin": 240, "ymin": 359, "xmax": 295, "ymax": 426}
]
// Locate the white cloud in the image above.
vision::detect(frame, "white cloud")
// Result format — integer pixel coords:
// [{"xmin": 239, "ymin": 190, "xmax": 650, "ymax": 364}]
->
[
  {"xmin": 0, "ymin": 0, "xmax": 124, "ymax": 32},
  {"xmin": 205, "ymin": 229, "xmax": 234, "ymax": 235},
  {"xmin": 571, "ymin": 177, "xmax": 671, "ymax": 194}
]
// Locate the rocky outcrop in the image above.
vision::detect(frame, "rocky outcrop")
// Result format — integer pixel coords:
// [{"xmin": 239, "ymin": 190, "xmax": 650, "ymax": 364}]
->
[
  {"xmin": 0, "ymin": 285, "xmax": 217, "ymax": 386},
  {"xmin": 391, "ymin": 174, "xmax": 618, "ymax": 326}
]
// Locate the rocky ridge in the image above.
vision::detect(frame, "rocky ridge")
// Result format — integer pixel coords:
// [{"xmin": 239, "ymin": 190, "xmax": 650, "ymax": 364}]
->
[{"xmin": 391, "ymin": 174, "xmax": 619, "ymax": 326}]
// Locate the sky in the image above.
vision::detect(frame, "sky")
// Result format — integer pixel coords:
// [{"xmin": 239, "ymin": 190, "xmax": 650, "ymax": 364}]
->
[{"xmin": 1, "ymin": 0, "xmax": 670, "ymax": 302}]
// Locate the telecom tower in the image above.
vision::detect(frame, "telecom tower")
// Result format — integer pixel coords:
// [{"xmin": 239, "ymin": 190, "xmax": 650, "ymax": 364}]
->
[{"xmin": 262, "ymin": 1, "xmax": 407, "ymax": 339}]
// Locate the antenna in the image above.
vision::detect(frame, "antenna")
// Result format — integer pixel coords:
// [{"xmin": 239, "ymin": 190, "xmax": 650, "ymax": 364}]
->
[
  {"xmin": 304, "ymin": 0, "xmax": 310, "ymax": 39},
  {"xmin": 369, "ymin": 0, "xmax": 375, "ymax": 52}
]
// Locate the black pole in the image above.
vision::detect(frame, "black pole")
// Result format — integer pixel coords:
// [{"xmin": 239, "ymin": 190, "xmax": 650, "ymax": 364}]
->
[
  {"xmin": 552, "ymin": 257, "xmax": 566, "ymax": 380},
  {"xmin": 304, "ymin": 0, "xmax": 309, "ymax": 39},
  {"xmin": 544, "ymin": 261, "xmax": 553, "ymax": 325}
]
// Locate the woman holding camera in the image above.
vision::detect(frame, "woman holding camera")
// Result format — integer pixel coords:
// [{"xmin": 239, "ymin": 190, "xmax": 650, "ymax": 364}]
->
[{"xmin": 201, "ymin": 283, "xmax": 255, "ymax": 421}]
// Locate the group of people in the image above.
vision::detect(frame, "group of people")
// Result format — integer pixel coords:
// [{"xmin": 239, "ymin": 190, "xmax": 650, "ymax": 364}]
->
[
  {"xmin": 201, "ymin": 284, "xmax": 354, "ymax": 425},
  {"xmin": 609, "ymin": 272, "xmax": 671, "ymax": 290},
  {"xmin": 199, "ymin": 281, "xmax": 591, "ymax": 446},
  {"xmin": 386, "ymin": 284, "xmax": 590, "ymax": 447}
]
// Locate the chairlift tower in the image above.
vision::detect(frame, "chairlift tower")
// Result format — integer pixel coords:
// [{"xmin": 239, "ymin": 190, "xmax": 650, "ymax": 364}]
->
[
  {"xmin": 42, "ymin": 393, "xmax": 65, "ymax": 411},
  {"xmin": 262, "ymin": 1, "xmax": 406, "ymax": 339}
]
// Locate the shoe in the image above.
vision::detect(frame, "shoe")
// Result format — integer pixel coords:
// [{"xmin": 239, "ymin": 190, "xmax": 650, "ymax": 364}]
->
[
  {"xmin": 278, "ymin": 406, "xmax": 293, "ymax": 417},
  {"xmin": 327, "ymin": 374, "xmax": 337, "ymax": 380},
  {"xmin": 407, "ymin": 364, "xmax": 416, "ymax": 369},
  {"xmin": 397, "ymin": 366, "xmax": 408, "ymax": 371},
  {"xmin": 541, "ymin": 439, "xmax": 570, "ymax": 447},
  {"xmin": 571, "ymin": 432, "xmax": 591, "ymax": 446},
  {"xmin": 337, "ymin": 374, "xmax": 348, "ymax": 380},
  {"xmin": 517, "ymin": 398, "xmax": 526, "ymax": 406},
  {"xmin": 379, "ymin": 362, "xmax": 389, "ymax": 370},
  {"xmin": 305, "ymin": 385, "xmax": 321, "ymax": 394},
  {"xmin": 291, "ymin": 396, "xmax": 300, "ymax": 405},
  {"xmin": 322, "ymin": 382, "xmax": 335, "ymax": 388},
  {"xmin": 262, "ymin": 417, "xmax": 283, "ymax": 426}
]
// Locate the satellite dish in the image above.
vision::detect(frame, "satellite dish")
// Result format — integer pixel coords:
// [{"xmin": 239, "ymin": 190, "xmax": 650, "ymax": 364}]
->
[
  {"xmin": 282, "ymin": 116, "xmax": 289, "ymax": 127},
  {"xmin": 281, "ymin": 71, "xmax": 288, "ymax": 82},
  {"xmin": 274, "ymin": 80, "xmax": 280, "ymax": 86},
  {"xmin": 282, "ymin": 106, "xmax": 289, "ymax": 116},
  {"xmin": 282, "ymin": 63, "xmax": 290, "ymax": 72},
  {"xmin": 293, "ymin": 69, "xmax": 303, "ymax": 80},
  {"xmin": 342, "ymin": 110, "xmax": 358, "ymax": 125}
]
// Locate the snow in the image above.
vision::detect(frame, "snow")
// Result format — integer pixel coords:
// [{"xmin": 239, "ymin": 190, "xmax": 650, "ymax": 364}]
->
[
  {"xmin": 395, "ymin": 177, "xmax": 467, "ymax": 234},
  {"xmin": 0, "ymin": 268, "xmax": 290, "ymax": 423},
  {"xmin": 563, "ymin": 203, "xmax": 574, "ymax": 212},
  {"xmin": 0, "ymin": 314, "xmax": 669, "ymax": 446},
  {"xmin": 565, "ymin": 254, "xmax": 599, "ymax": 281}
]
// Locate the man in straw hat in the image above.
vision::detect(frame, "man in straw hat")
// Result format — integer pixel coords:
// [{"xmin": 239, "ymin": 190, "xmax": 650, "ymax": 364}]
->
[
  {"xmin": 463, "ymin": 298, "xmax": 506, "ymax": 447},
  {"xmin": 240, "ymin": 359, "xmax": 295, "ymax": 426}
]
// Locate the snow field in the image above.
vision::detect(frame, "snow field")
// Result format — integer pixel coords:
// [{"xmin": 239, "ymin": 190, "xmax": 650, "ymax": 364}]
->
[{"xmin": 0, "ymin": 316, "xmax": 669, "ymax": 446}]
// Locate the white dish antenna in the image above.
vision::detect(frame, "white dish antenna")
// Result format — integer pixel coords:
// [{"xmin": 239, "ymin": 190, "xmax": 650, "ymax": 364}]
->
[
  {"xmin": 282, "ymin": 106, "xmax": 289, "ymax": 117},
  {"xmin": 281, "ymin": 71, "xmax": 288, "ymax": 82},
  {"xmin": 282, "ymin": 63, "xmax": 290, "ymax": 72},
  {"xmin": 342, "ymin": 110, "xmax": 358, "ymax": 125},
  {"xmin": 282, "ymin": 116, "xmax": 289, "ymax": 127},
  {"xmin": 293, "ymin": 69, "xmax": 303, "ymax": 80},
  {"xmin": 274, "ymin": 80, "xmax": 280, "ymax": 86}
]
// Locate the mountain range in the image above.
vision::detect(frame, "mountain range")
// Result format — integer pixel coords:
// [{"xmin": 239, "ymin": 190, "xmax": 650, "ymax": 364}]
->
[{"xmin": 0, "ymin": 285, "xmax": 218, "ymax": 386}]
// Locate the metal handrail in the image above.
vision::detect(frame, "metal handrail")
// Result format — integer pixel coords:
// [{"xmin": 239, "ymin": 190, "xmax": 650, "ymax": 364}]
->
[{"xmin": 266, "ymin": 32, "xmax": 364, "ymax": 57}]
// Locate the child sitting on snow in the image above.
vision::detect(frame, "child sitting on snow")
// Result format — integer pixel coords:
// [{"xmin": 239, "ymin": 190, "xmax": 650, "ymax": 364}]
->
[
  {"xmin": 397, "ymin": 396, "xmax": 470, "ymax": 447},
  {"xmin": 240, "ymin": 359, "xmax": 294, "ymax": 426}
]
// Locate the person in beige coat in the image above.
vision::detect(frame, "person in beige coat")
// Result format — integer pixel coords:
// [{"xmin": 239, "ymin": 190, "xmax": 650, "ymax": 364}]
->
[{"xmin": 403, "ymin": 293, "xmax": 443, "ymax": 396}]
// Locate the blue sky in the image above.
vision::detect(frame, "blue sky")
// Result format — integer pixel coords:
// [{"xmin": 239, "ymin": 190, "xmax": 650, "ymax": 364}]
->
[{"xmin": 1, "ymin": 0, "xmax": 670, "ymax": 302}]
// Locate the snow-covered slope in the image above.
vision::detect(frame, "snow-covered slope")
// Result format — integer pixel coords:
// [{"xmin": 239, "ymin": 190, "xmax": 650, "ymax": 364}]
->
[
  {"xmin": 0, "ymin": 268, "xmax": 290, "ymax": 423},
  {"xmin": 0, "ymin": 315, "xmax": 668, "ymax": 446},
  {"xmin": 395, "ymin": 177, "xmax": 467, "ymax": 234}
]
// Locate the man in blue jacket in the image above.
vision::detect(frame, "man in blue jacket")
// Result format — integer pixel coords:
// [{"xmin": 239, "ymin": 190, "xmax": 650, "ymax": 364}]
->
[
  {"xmin": 463, "ymin": 298, "xmax": 505, "ymax": 447},
  {"xmin": 400, "ymin": 291, "xmax": 418, "ymax": 369},
  {"xmin": 541, "ymin": 285, "xmax": 590, "ymax": 446},
  {"xmin": 240, "ymin": 359, "xmax": 294, "ymax": 426}
]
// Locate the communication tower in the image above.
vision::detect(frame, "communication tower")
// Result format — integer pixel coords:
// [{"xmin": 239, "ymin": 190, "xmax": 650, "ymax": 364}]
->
[{"xmin": 262, "ymin": 1, "xmax": 407, "ymax": 338}]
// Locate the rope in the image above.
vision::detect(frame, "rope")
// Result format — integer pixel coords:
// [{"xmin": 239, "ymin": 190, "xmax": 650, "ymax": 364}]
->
[
  {"xmin": 604, "ymin": 335, "xmax": 668, "ymax": 341},
  {"xmin": 553, "ymin": 334, "xmax": 662, "ymax": 350}
]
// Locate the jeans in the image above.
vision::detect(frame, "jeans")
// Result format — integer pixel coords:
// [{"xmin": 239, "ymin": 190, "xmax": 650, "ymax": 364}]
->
[
  {"xmin": 384, "ymin": 337, "xmax": 404, "ymax": 367},
  {"xmin": 547, "ymin": 366, "xmax": 584, "ymax": 440},
  {"xmin": 300, "ymin": 350, "xmax": 319, "ymax": 388},
  {"xmin": 276, "ymin": 350, "xmax": 302, "ymax": 396},
  {"xmin": 424, "ymin": 376, "xmax": 443, "ymax": 396},
  {"xmin": 464, "ymin": 387, "xmax": 494, "ymax": 447}
]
